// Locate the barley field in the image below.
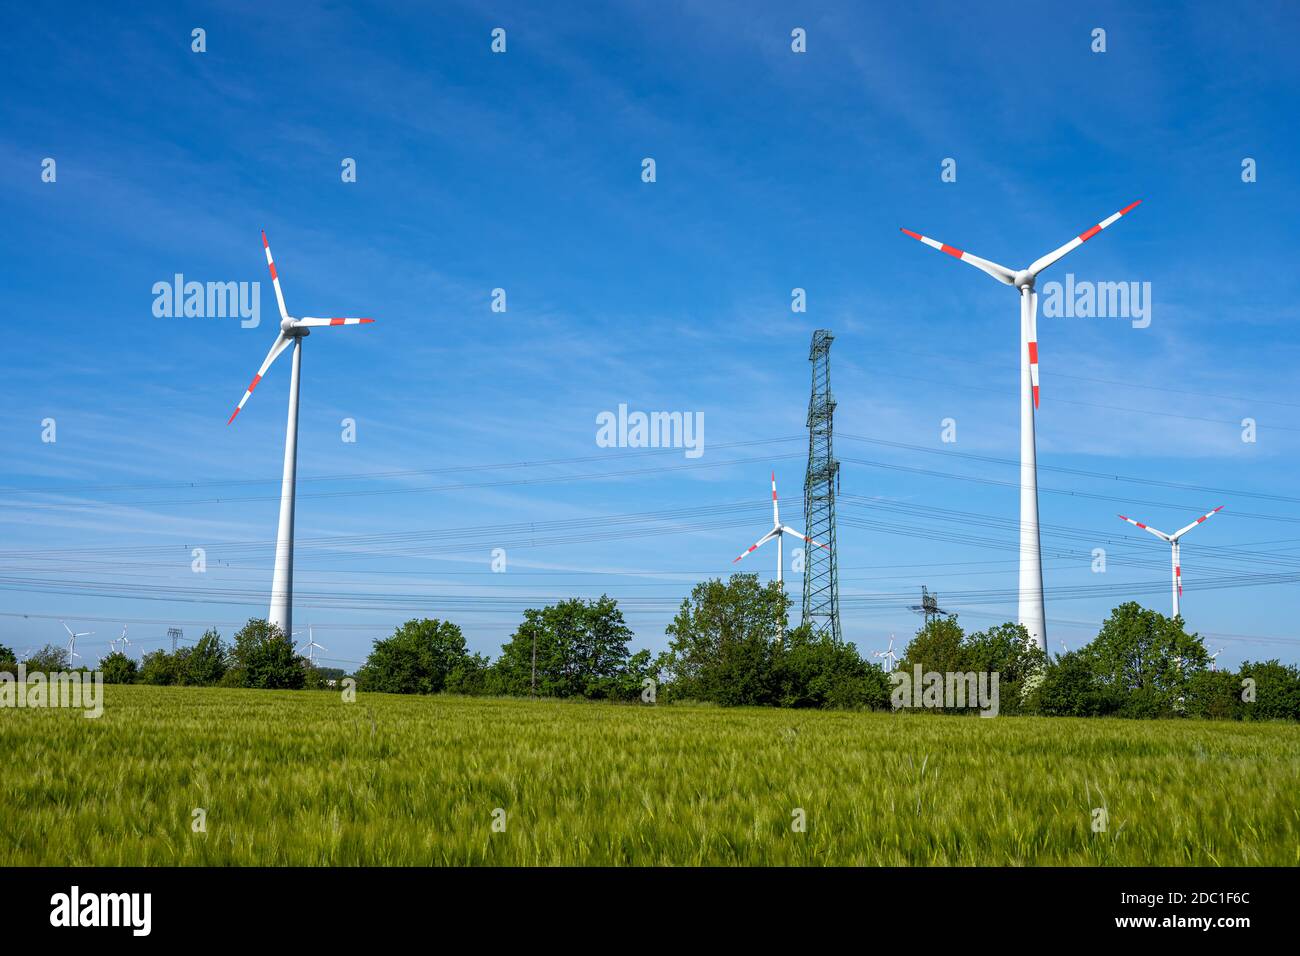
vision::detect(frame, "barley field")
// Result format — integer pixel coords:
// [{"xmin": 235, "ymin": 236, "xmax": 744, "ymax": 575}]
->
[{"xmin": 1, "ymin": 684, "xmax": 1297, "ymax": 866}]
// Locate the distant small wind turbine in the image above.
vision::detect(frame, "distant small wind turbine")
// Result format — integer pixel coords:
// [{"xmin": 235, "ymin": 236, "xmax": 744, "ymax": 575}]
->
[
  {"xmin": 61, "ymin": 621, "xmax": 92, "ymax": 666},
  {"xmin": 296, "ymin": 625, "xmax": 327, "ymax": 666},
  {"xmin": 873, "ymin": 635, "xmax": 899, "ymax": 672},
  {"xmin": 1209, "ymin": 647, "xmax": 1225, "ymax": 672}
]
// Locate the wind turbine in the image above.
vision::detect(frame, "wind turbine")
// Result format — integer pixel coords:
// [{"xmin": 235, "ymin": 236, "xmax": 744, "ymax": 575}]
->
[
  {"xmin": 732, "ymin": 471, "xmax": 827, "ymax": 587},
  {"xmin": 873, "ymin": 635, "xmax": 899, "ymax": 672},
  {"xmin": 1117, "ymin": 506, "xmax": 1223, "ymax": 619},
  {"xmin": 296, "ymin": 629, "xmax": 327, "ymax": 665},
  {"xmin": 227, "ymin": 231, "xmax": 375, "ymax": 640},
  {"xmin": 111, "ymin": 625, "xmax": 128, "ymax": 655},
  {"xmin": 296, "ymin": 625, "xmax": 327, "ymax": 666},
  {"xmin": 119, "ymin": 627, "xmax": 133, "ymax": 659},
  {"xmin": 60, "ymin": 621, "xmax": 92, "ymax": 667},
  {"xmin": 900, "ymin": 200, "xmax": 1143, "ymax": 651},
  {"xmin": 1209, "ymin": 647, "xmax": 1225, "ymax": 672}
]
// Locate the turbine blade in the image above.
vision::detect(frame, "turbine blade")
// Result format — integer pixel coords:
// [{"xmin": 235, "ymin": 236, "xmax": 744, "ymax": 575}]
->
[
  {"xmin": 899, "ymin": 228, "xmax": 1016, "ymax": 285},
  {"xmin": 228, "ymin": 332, "xmax": 291, "ymax": 424},
  {"xmin": 733, "ymin": 529, "xmax": 778, "ymax": 563},
  {"xmin": 62, "ymin": 621, "xmax": 74, "ymax": 638},
  {"xmin": 782, "ymin": 526, "xmax": 828, "ymax": 549},
  {"xmin": 1026, "ymin": 200, "xmax": 1142, "ymax": 278},
  {"xmin": 771, "ymin": 471, "xmax": 779, "ymax": 526},
  {"xmin": 1117, "ymin": 514, "xmax": 1171, "ymax": 542},
  {"xmin": 262, "ymin": 230, "xmax": 289, "ymax": 323},
  {"xmin": 1171, "ymin": 505, "xmax": 1224, "ymax": 540},
  {"xmin": 295, "ymin": 317, "xmax": 375, "ymax": 327}
]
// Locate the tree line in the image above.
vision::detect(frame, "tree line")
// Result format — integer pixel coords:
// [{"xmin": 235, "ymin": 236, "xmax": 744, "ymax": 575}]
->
[{"xmin": 2, "ymin": 573, "xmax": 1296, "ymax": 720}]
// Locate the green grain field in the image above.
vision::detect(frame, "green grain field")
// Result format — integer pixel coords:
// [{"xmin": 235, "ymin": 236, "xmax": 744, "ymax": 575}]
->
[{"xmin": 2, "ymin": 684, "xmax": 1297, "ymax": 866}]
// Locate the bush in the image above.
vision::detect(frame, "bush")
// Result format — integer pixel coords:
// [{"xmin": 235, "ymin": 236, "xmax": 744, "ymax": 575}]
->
[
  {"xmin": 1030, "ymin": 652, "xmax": 1122, "ymax": 717},
  {"xmin": 1239, "ymin": 660, "xmax": 1300, "ymax": 721},
  {"xmin": 98, "ymin": 652, "xmax": 138, "ymax": 684},
  {"xmin": 1184, "ymin": 670, "xmax": 1244, "ymax": 720},
  {"xmin": 139, "ymin": 649, "xmax": 181, "ymax": 686},
  {"xmin": 775, "ymin": 628, "xmax": 889, "ymax": 709},
  {"xmin": 229, "ymin": 619, "xmax": 304, "ymax": 690},
  {"xmin": 356, "ymin": 618, "xmax": 473, "ymax": 695}
]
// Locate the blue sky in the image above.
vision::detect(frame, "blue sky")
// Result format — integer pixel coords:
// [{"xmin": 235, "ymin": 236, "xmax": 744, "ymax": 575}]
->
[{"xmin": 1, "ymin": 0, "xmax": 1297, "ymax": 672}]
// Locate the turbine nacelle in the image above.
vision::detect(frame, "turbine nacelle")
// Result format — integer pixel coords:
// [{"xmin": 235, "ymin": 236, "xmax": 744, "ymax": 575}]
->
[{"xmin": 1013, "ymin": 270, "xmax": 1035, "ymax": 289}]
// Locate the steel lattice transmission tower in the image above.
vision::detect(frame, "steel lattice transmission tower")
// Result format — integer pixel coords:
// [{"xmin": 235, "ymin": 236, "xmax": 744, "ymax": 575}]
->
[{"xmin": 802, "ymin": 330, "xmax": 842, "ymax": 642}]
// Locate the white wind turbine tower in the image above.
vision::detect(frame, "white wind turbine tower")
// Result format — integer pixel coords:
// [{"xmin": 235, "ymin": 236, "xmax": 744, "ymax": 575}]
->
[
  {"xmin": 227, "ymin": 231, "xmax": 375, "ymax": 640},
  {"xmin": 1209, "ymin": 647, "xmax": 1225, "ymax": 672},
  {"xmin": 873, "ymin": 634, "xmax": 899, "ymax": 672},
  {"xmin": 1117, "ymin": 506, "xmax": 1223, "ymax": 619},
  {"xmin": 901, "ymin": 199, "xmax": 1143, "ymax": 650},
  {"xmin": 732, "ymin": 471, "xmax": 827, "ymax": 587},
  {"xmin": 61, "ymin": 621, "xmax": 92, "ymax": 666},
  {"xmin": 297, "ymin": 625, "xmax": 327, "ymax": 666}
]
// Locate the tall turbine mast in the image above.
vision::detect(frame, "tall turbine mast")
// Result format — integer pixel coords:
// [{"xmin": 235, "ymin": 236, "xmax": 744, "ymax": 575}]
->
[
  {"xmin": 899, "ymin": 200, "xmax": 1142, "ymax": 650},
  {"xmin": 803, "ymin": 330, "xmax": 842, "ymax": 643}
]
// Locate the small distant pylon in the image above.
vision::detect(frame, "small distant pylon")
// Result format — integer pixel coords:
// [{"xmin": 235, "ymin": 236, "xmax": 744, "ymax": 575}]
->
[
  {"xmin": 802, "ymin": 330, "xmax": 842, "ymax": 642},
  {"xmin": 167, "ymin": 627, "xmax": 183, "ymax": 653}
]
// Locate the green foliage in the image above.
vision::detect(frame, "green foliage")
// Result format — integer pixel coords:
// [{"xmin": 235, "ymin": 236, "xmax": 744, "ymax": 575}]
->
[
  {"xmin": 444, "ymin": 653, "xmax": 492, "ymax": 695},
  {"xmin": 896, "ymin": 619, "xmax": 1046, "ymax": 714},
  {"xmin": 98, "ymin": 651, "xmax": 138, "ymax": 685},
  {"xmin": 357, "ymin": 618, "xmax": 472, "ymax": 695},
  {"xmin": 774, "ymin": 626, "xmax": 890, "ymax": 709},
  {"xmin": 0, "ymin": 644, "xmax": 16, "ymax": 674},
  {"xmin": 23, "ymin": 644, "xmax": 70, "ymax": 672},
  {"xmin": 139, "ymin": 649, "xmax": 181, "ymax": 686},
  {"xmin": 181, "ymin": 629, "xmax": 227, "ymax": 686},
  {"xmin": 1183, "ymin": 670, "xmax": 1243, "ymax": 720},
  {"xmin": 1030, "ymin": 651, "xmax": 1122, "ymax": 717},
  {"xmin": 899, "ymin": 617, "xmax": 967, "ymax": 675},
  {"xmin": 659, "ymin": 574, "xmax": 787, "ymax": 706},
  {"xmin": 1082, "ymin": 602, "xmax": 1207, "ymax": 716},
  {"xmin": 229, "ymin": 619, "xmax": 305, "ymax": 690},
  {"xmin": 1238, "ymin": 660, "xmax": 1300, "ymax": 721},
  {"xmin": 494, "ymin": 596, "xmax": 642, "ymax": 700}
]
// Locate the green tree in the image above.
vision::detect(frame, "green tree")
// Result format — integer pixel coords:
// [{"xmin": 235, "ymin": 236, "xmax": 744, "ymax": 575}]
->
[
  {"xmin": 1184, "ymin": 669, "xmax": 1244, "ymax": 720},
  {"xmin": 1238, "ymin": 660, "xmax": 1300, "ymax": 721},
  {"xmin": 139, "ymin": 649, "xmax": 181, "ymax": 685},
  {"xmin": 98, "ymin": 651, "xmax": 138, "ymax": 684},
  {"xmin": 24, "ymin": 644, "xmax": 70, "ymax": 672},
  {"xmin": 659, "ymin": 575, "xmax": 787, "ymax": 706},
  {"xmin": 357, "ymin": 618, "xmax": 471, "ymax": 695},
  {"xmin": 963, "ymin": 622, "xmax": 1047, "ymax": 715},
  {"xmin": 229, "ymin": 619, "xmax": 305, "ymax": 690},
  {"xmin": 899, "ymin": 617, "xmax": 967, "ymax": 676},
  {"xmin": 444, "ymin": 653, "xmax": 492, "ymax": 695},
  {"xmin": 181, "ymin": 628, "xmax": 227, "ymax": 685},
  {"xmin": 1030, "ymin": 650, "xmax": 1122, "ymax": 717},
  {"xmin": 774, "ymin": 626, "xmax": 889, "ymax": 709},
  {"xmin": 0, "ymin": 644, "xmax": 16, "ymax": 674},
  {"xmin": 495, "ymin": 596, "xmax": 639, "ymax": 699},
  {"xmin": 1083, "ymin": 602, "xmax": 1208, "ymax": 717}
]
